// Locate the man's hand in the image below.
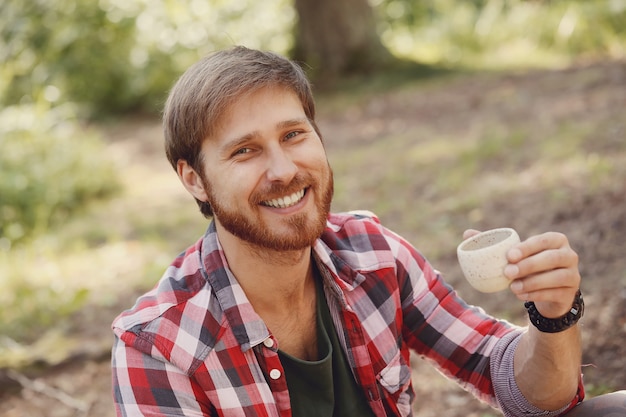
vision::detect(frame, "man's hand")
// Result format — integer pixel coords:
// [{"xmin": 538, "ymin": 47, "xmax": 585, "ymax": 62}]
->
[
  {"xmin": 503, "ymin": 232, "xmax": 581, "ymax": 318},
  {"xmin": 463, "ymin": 229, "xmax": 581, "ymax": 318}
]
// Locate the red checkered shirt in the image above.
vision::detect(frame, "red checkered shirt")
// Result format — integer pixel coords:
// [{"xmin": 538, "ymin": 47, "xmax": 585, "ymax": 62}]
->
[{"xmin": 112, "ymin": 211, "xmax": 583, "ymax": 416}]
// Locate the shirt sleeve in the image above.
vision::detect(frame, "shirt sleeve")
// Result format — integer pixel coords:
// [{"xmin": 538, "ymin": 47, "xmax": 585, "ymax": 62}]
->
[
  {"xmin": 490, "ymin": 331, "xmax": 585, "ymax": 417},
  {"xmin": 112, "ymin": 334, "xmax": 213, "ymax": 417},
  {"xmin": 387, "ymin": 227, "xmax": 518, "ymax": 407}
]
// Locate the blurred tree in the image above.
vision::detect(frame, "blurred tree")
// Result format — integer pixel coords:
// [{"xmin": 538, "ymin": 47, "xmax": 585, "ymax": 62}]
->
[{"xmin": 292, "ymin": 0, "xmax": 395, "ymax": 83}]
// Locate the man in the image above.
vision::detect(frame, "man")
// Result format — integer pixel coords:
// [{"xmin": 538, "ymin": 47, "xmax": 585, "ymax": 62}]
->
[{"xmin": 111, "ymin": 46, "xmax": 623, "ymax": 416}]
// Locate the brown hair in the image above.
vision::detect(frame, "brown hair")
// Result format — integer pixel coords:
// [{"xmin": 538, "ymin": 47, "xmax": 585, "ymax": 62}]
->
[{"xmin": 163, "ymin": 46, "xmax": 319, "ymax": 217}]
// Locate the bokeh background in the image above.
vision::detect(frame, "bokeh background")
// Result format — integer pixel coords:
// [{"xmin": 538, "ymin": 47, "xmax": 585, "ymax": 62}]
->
[{"xmin": 1, "ymin": 1, "xmax": 625, "ymax": 416}]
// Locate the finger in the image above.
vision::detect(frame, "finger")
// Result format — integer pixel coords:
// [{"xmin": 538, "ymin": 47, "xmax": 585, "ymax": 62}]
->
[
  {"xmin": 463, "ymin": 229, "xmax": 481, "ymax": 240},
  {"xmin": 511, "ymin": 285, "xmax": 573, "ymax": 304},
  {"xmin": 505, "ymin": 246, "xmax": 579, "ymax": 279},
  {"xmin": 508, "ymin": 232, "xmax": 570, "ymax": 262},
  {"xmin": 513, "ymin": 287, "xmax": 578, "ymax": 318},
  {"xmin": 509, "ymin": 267, "xmax": 579, "ymax": 296}
]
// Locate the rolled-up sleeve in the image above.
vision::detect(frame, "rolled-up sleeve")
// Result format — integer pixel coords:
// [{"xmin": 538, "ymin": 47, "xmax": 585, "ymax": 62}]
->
[{"xmin": 490, "ymin": 331, "xmax": 584, "ymax": 417}]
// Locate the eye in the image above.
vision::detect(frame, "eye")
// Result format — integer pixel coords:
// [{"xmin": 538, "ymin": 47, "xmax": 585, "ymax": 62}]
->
[
  {"xmin": 234, "ymin": 147, "xmax": 251, "ymax": 155},
  {"xmin": 229, "ymin": 147, "xmax": 254, "ymax": 160},
  {"xmin": 285, "ymin": 131, "xmax": 301, "ymax": 140}
]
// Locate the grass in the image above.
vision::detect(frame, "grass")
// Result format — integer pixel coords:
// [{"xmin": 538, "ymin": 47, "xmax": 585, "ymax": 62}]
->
[{"xmin": 326, "ymin": 64, "xmax": 625, "ymax": 267}]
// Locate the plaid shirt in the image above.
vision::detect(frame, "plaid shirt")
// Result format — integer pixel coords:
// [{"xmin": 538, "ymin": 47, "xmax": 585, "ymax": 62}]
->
[{"xmin": 112, "ymin": 211, "xmax": 583, "ymax": 417}]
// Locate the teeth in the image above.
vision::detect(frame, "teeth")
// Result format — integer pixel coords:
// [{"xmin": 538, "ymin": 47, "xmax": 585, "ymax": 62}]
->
[{"xmin": 263, "ymin": 189, "xmax": 305, "ymax": 209}]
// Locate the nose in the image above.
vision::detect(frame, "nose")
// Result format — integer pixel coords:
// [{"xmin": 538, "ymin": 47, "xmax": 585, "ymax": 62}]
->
[{"xmin": 265, "ymin": 146, "xmax": 298, "ymax": 183}]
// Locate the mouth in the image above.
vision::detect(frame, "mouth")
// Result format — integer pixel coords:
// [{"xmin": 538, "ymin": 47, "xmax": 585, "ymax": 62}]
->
[{"xmin": 261, "ymin": 188, "xmax": 306, "ymax": 209}]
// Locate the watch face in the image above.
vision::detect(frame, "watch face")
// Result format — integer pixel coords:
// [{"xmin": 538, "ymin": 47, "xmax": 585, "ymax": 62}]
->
[{"xmin": 573, "ymin": 290, "xmax": 584, "ymax": 317}]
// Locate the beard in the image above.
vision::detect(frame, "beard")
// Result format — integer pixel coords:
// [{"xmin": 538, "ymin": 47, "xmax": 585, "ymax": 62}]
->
[{"xmin": 204, "ymin": 168, "xmax": 333, "ymax": 252}]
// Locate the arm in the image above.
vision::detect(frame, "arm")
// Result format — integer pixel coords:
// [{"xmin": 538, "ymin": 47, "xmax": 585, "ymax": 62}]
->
[
  {"xmin": 499, "ymin": 231, "xmax": 583, "ymax": 410},
  {"xmin": 391, "ymin": 228, "xmax": 519, "ymax": 408},
  {"xmin": 515, "ymin": 325, "xmax": 581, "ymax": 409}
]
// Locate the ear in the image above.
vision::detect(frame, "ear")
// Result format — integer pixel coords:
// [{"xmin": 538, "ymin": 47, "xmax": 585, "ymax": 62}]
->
[{"xmin": 177, "ymin": 160, "xmax": 209, "ymax": 202}]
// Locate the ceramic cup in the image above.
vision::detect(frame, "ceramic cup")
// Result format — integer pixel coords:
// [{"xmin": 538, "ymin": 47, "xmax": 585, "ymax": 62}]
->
[{"xmin": 457, "ymin": 228, "xmax": 520, "ymax": 293}]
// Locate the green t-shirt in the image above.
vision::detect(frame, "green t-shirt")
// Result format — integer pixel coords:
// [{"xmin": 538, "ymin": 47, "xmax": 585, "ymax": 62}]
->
[{"xmin": 277, "ymin": 274, "xmax": 376, "ymax": 417}]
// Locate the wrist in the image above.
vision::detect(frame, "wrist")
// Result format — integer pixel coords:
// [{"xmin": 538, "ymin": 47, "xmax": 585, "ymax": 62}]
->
[{"xmin": 525, "ymin": 290, "xmax": 584, "ymax": 333}]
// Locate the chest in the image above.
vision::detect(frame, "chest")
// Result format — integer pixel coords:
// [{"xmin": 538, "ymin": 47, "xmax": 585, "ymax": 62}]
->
[
  {"xmin": 264, "ymin": 301, "xmax": 318, "ymax": 361},
  {"xmin": 194, "ymin": 270, "xmax": 411, "ymax": 416}
]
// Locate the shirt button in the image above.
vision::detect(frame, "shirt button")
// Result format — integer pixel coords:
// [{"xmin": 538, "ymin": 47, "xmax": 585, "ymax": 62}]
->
[
  {"xmin": 269, "ymin": 369, "xmax": 281, "ymax": 380},
  {"xmin": 263, "ymin": 338, "xmax": 274, "ymax": 348}
]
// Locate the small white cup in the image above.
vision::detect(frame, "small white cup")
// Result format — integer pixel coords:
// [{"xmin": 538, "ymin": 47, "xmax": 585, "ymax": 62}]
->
[{"xmin": 457, "ymin": 228, "xmax": 520, "ymax": 293}]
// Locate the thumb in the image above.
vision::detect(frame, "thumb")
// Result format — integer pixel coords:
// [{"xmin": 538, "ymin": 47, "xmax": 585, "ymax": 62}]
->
[{"xmin": 463, "ymin": 229, "xmax": 481, "ymax": 240}]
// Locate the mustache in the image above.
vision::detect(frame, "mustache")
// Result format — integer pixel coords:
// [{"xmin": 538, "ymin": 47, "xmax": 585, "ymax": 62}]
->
[{"xmin": 252, "ymin": 174, "xmax": 313, "ymax": 203}]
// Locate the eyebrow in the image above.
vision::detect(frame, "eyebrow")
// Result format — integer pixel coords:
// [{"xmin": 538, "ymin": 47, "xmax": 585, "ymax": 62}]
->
[
  {"xmin": 221, "ymin": 117, "xmax": 311, "ymax": 153},
  {"xmin": 276, "ymin": 117, "xmax": 310, "ymax": 130}
]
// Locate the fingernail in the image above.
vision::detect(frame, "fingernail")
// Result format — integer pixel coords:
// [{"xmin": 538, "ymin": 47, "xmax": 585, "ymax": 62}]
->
[
  {"xmin": 510, "ymin": 280, "xmax": 523, "ymax": 292},
  {"xmin": 508, "ymin": 248, "xmax": 522, "ymax": 261},
  {"xmin": 504, "ymin": 264, "xmax": 519, "ymax": 279}
]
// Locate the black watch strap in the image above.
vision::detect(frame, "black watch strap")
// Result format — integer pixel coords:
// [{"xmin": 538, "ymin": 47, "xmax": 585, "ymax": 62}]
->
[{"xmin": 524, "ymin": 290, "xmax": 584, "ymax": 333}]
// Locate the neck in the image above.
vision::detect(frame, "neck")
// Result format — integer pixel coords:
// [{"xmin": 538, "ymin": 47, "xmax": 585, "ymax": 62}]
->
[{"xmin": 215, "ymin": 221, "xmax": 314, "ymax": 314}]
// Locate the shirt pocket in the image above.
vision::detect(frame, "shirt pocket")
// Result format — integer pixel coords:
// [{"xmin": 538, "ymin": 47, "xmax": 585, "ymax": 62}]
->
[
  {"xmin": 377, "ymin": 349, "xmax": 411, "ymax": 392},
  {"xmin": 376, "ymin": 349, "xmax": 413, "ymax": 415}
]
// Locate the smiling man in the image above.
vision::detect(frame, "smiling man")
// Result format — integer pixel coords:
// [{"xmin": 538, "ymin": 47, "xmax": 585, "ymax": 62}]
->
[
  {"xmin": 180, "ymin": 86, "xmax": 333, "ymax": 254},
  {"xmin": 111, "ymin": 46, "xmax": 625, "ymax": 417}
]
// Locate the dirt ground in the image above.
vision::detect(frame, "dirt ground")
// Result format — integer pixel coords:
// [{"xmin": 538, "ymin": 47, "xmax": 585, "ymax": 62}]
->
[{"xmin": 1, "ymin": 59, "xmax": 624, "ymax": 416}]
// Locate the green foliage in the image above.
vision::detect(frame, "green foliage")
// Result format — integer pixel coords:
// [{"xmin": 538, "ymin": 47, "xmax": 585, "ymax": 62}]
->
[
  {"xmin": 1, "ymin": 0, "xmax": 139, "ymax": 114},
  {"xmin": 375, "ymin": 0, "xmax": 626, "ymax": 67},
  {"xmin": 0, "ymin": 0, "xmax": 294, "ymax": 117},
  {"xmin": 0, "ymin": 104, "xmax": 121, "ymax": 246},
  {"xmin": 2, "ymin": 0, "xmax": 624, "ymax": 116},
  {"xmin": 0, "ymin": 277, "xmax": 90, "ymax": 343}
]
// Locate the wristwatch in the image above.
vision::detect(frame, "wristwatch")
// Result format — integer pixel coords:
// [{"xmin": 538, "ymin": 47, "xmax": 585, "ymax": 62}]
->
[{"xmin": 524, "ymin": 290, "xmax": 584, "ymax": 333}]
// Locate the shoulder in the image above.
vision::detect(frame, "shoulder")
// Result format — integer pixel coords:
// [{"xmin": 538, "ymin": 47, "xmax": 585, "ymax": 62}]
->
[
  {"xmin": 324, "ymin": 210, "xmax": 421, "ymax": 254},
  {"xmin": 319, "ymin": 211, "xmax": 406, "ymax": 271},
  {"xmin": 324, "ymin": 210, "xmax": 386, "ymax": 243},
  {"xmin": 111, "ymin": 237, "xmax": 224, "ymax": 372},
  {"xmin": 326, "ymin": 210, "xmax": 381, "ymax": 229},
  {"xmin": 112, "ymin": 238, "xmax": 207, "ymax": 330},
  {"xmin": 319, "ymin": 211, "xmax": 434, "ymax": 278}
]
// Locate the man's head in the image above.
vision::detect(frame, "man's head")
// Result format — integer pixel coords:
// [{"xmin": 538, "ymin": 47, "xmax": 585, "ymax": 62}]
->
[
  {"xmin": 163, "ymin": 46, "xmax": 319, "ymax": 217},
  {"xmin": 163, "ymin": 46, "xmax": 332, "ymax": 252}
]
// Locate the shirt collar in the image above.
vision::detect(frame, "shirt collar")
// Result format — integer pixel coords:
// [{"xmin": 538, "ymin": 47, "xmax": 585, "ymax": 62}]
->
[
  {"xmin": 200, "ymin": 221, "xmax": 270, "ymax": 352},
  {"xmin": 198, "ymin": 217, "xmax": 373, "ymax": 351}
]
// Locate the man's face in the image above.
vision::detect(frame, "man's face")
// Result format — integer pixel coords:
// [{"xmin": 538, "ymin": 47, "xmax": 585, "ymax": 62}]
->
[{"xmin": 198, "ymin": 86, "xmax": 333, "ymax": 251}]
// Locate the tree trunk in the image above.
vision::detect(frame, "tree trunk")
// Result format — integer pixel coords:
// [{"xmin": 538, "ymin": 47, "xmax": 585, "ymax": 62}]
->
[{"xmin": 292, "ymin": 0, "xmax": 393, "ymax": 83}]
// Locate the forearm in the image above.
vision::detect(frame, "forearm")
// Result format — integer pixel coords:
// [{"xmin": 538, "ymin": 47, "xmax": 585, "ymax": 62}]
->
[{"xmin": 514, "ymin": 324, "xmax": 582, "ymax": 410}]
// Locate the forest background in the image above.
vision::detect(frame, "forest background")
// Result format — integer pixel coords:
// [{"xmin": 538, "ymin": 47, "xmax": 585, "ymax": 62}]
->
[{"xmin": 1, "ymin": 0, "xmax": 625, "ymax": 416}]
